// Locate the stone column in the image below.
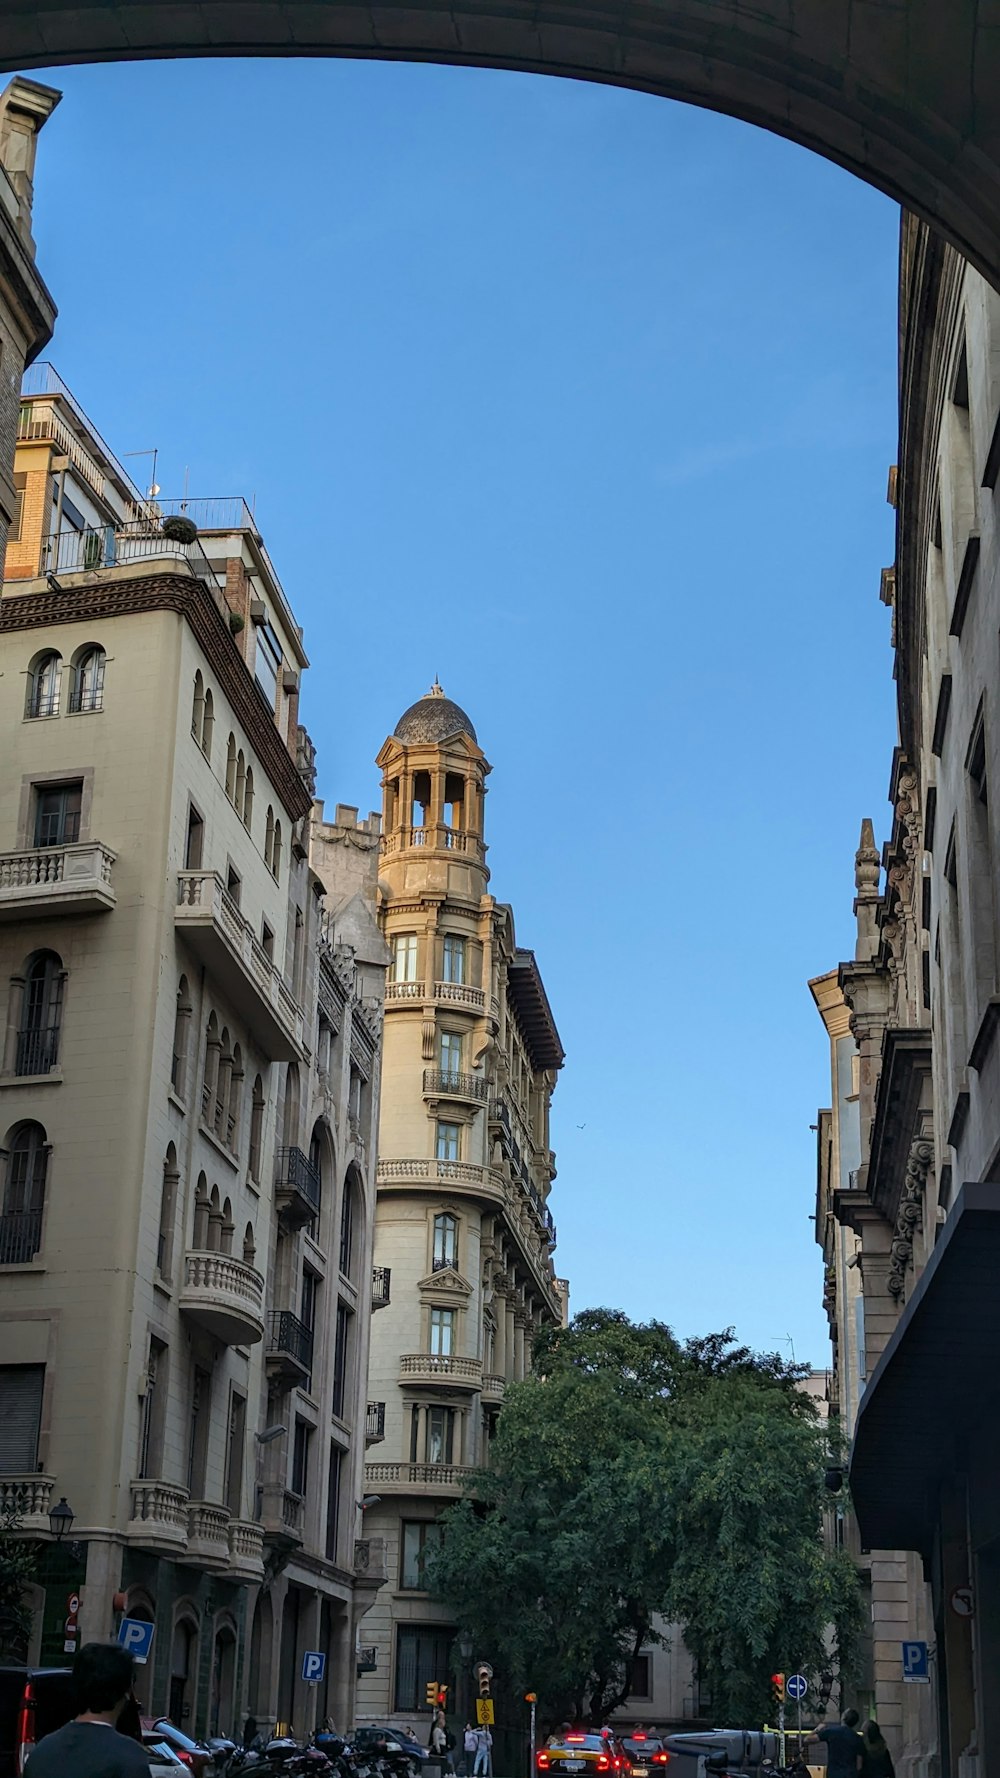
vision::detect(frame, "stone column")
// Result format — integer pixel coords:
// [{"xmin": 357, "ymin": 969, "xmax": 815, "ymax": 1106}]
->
[
  {"xmin": 80, "ymin": 1536, "xmax": 123, "ymax": 1645},
  {"xmin": 513, "ymin": 1313, "xmax": 527, "ymax": 1381},
  {"xmin": 505, "ymin": 1304, "xmax": 516, "ymax": 1379}
]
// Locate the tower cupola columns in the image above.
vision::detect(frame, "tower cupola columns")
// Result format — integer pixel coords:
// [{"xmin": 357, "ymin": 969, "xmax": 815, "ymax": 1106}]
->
[{"xmin": 377, "ymin": 681, "xmax": 491, "ymax": 892}]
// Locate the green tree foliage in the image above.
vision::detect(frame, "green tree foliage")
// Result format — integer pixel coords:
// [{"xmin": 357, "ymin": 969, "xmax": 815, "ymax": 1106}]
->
[
  {"xmin": 0, "ymin": 1508, "xmax": 38, "ymax": 1660},
  {"xmin": 430, "ymin": 1311, "xmax": 862, "ymax": 1731}
]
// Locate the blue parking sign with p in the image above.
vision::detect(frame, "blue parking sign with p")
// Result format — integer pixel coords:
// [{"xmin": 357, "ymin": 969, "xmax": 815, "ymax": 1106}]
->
[
  {"xmin": 302, "ymin": 1650, "xmax": 326, "ymax": 1684},
  {"xmin": 902, "ymin": 1641, "xmax": 929, "ymax": 1682},
  {"xmin": 118, "ymin": 1617, "xmax": 155, "ymax": 1664}
]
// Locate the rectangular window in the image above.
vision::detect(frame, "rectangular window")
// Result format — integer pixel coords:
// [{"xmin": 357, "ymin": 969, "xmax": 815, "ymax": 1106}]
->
[
  {"xmin": 186, "ymin": 1365, "xmax": 211, "ymax": 1497},
  {"xmin": 261, "ymin": 919, "xmax": 275, "ymax": 962},
  {"xmin": 34, "ymin": 781, "xmax": 82, "ymax": 848},
  {"xmin": 226, "ymin": 862, "xmax": 241, "ymax": 907},
  {"xmin": 185, "ymin": 804, "xmax": 204, "ymax": 870},
  {"xmin": 433, "ymin": 1214, "xmax": 457, "ymax": 1271},
  {"xmin": 254, "ymin": 620, "xmax": 282, "ymax": 710},
  {"xmin": 394, "ymin": 1626, "xmax": 457, "ymax": 1713},
  {"xmin": 301, "ymin": 1266, "xmax": 319, "ymax": 1334},
  {"xmin": 429, "ymin": 1308, "xmax": 455, "ymax": 1357},
  {"xmin": 0, "ymin": 1364, "xmax": 44, "ymax": 1473},
  {"xmin": 426, "ymin": 1406, "xmax": 455, "ymax": 1465},
  {"xmin": 291, "ymin": 1417, "xmax": 312, "ymax": 1498},
  {"xmin": 442, "ymin": 935, "xmax": 465, "ymax": 984},
  {"xmin": 436, "ymin": 1122, "xmax": 460, "ymax": 1163},
  {"xmin": 325, "ymin": 1443, "xmax": 343, "ymax": 1563},
  {"xmin": 400, "ymin": 1520, "xmax": 445, "ymax": 1590},
  {"xmin": 332, "ymin": 1302, "xmax": 352, "ymax": 1421},
  {"xmin": 440, "ymin": 1032, "xmax": 462, "ymax": 1077},
  {"xmin": 393, "ymin": 934, "xmax": 418, "ymax": 983},
  {"xmin": 225, "ymin": 1390, "xmax": 246, "ymax": 1516},
  {"xmin": 10, "ymin": 472, "xmax": 25, "ymax": 544},
  {"xmin": 628, "ymin": 1655, "xmax": 652, "ymax": 1699}
]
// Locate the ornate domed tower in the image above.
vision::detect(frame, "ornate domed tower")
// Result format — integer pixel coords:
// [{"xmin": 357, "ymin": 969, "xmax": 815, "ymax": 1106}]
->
[{"xmin": 359, "ymin": 686, "xmax": 566, "ymax": 1723}]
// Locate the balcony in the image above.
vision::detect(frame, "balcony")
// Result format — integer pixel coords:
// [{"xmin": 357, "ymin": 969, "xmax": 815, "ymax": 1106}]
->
[
  {"xmin": 481, "ymin": 1374, "xmax": 506, "ymax": 1405},
  {"xmin": 127, "ymin": 1480, "xmax": 190, "ymax": 1553},
  {"xmin": 354, "ymin": 1535, "xmax": 388, "ymax": 1583},
  {"xmin": 385, "ymin": 979, "xmax": 425, "ymax": 1004},
  {"xmin": 0, "ymin": 1211, "xmax": 42, "ymax": 1266},
  {"xmin": 364, "ymin": 1460, "xmax": 477, "ymax": 1496},
  {"xmin": 274, "ymin": 1145, "xmax": 321, "ymax": 1230},
  {"xmin": 180, "ymin": 1249, "xmax": 265, "ymax": 1346},
  {"xmin": 432, "ymin": 980, "xmax": 486, "ymax": 1014},
  {"xmin": 176, "ymin": 872, "xmax": 304, "ymax": 1061},
  {"xmin": 371, "ymin": 1266, "xmax": 391, "ymax": 1310},
  {"xmin": 398, "ymin": 1353, "xmax": 483, "ymax": 1391},
  {"xmin": 184, "ymin": 1501, "xmax": 231, "ymax": 1569},
  {"xmin": 227, "ymin": 1517, "xmax": 266, "ymax": 1581},
  {"xmin": 266, "ymin": 1309, "xmax": 314, "ymax": 1388},
  {"xmin": 377, "ymin": 1158, "xmax": 505, "ymax": 1203},
  {"xmin": 0, "ymin": 1474, "xmax": 54, "ymax": 1532},
  {"xmin": 0, "ymin": 842, "xmax": 116, "ymax": 922},
  {"xmin": 423, "ymin": 1069, "xmax": 490, "ymax": 1106},
  {"xmin": 366, "ymin": 1401, "xmax": 386, "ymax": 1445},
  {"xmin": 259, "ymin": 1482, "xmax": 304, "ymax": 1548}
]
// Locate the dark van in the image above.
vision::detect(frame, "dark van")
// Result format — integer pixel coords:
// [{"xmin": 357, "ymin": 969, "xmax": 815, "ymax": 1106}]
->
[{"xmin": 0, "ymin": 1668, "xmax": 75, "ymax": 1776}]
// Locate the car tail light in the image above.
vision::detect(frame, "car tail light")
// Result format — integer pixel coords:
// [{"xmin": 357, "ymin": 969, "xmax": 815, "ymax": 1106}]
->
[
  {"xmin": 16, "ymin": 1682, "xmax": 36, "ymax": 1776},
  {"xmin": 566, "ymin": 1737, "xmax": 586, "ymax": 1745},
  {"xmin": 597, "ymin": 1758, "xmax": 610, "ymax": 1771},
  {"xmin": 632, "ymin": 1736, "xmax": 646, "ymax": 1743},
  {"xmin": 536, "ymin": 1756, "xmax": 551, "ymax": 1771},
  {"xmin": 655, "ymin": 1757, "xmax": 670, "ymax": 1767}
]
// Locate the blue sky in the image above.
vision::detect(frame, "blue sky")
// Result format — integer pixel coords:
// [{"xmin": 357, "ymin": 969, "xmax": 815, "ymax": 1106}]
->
[{"xmin": 28, "ymin": 56, "xmax": 899, "ymax": 1365}]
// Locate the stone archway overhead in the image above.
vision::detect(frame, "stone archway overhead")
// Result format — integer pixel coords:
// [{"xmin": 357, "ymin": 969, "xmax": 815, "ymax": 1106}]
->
[{"xmin": 5, "ymin": 2, "xmax": 1000, "ymax": 286}]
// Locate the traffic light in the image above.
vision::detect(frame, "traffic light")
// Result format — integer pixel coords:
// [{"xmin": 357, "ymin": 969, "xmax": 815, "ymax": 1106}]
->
[
  {"xmin": 437, "ymin": 1687, "xmax": 449, "ymax": 1709},
  {"xmin": 479, "ymin": 1669, "xmax": 492, "ymax": 1698},
  {"xmin": 770, "ymin": 1674, "xmax": 785, "ymax": 1711},
  {"xmin": 426, "ymin": 1681, "xmax": 439, "ymax": 1708}
]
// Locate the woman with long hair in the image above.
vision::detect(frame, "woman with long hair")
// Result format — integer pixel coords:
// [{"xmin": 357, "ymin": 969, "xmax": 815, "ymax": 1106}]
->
[{"xmin": 860, "ymin": 1720, "xmax": 895, "ymax": 1778}]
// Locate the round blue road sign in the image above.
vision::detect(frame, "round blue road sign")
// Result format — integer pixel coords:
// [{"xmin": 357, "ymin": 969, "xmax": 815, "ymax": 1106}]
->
[{"xmin": 786, "ymin": 1674, "xmax": 808, "ymax": 1701}]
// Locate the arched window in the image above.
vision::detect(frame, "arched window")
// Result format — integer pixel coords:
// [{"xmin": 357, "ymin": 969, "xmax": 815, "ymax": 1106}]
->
[
  {"xmin": 339, "ymin": 1175, "xmax": 356, "ymax": 1280},
  {"xmin": 193, "ymin": 1172, "xmax": 210, "ymax": 1248},
  {"xmin": 236, "ymin": 751, "xmax": 246, "ymax": 820},
  {"xmin": 282, "ymin": 1063, "xmax": 300, "ymax": 1148},
  {"xmin": 265, "ymin": 807, "xmax": 274, "ymax": 871},
  {"xmin": 272, "ymin": 820, "xmax": 282, "ymax": 881},
  {"xmin": 202, "ymin": 689, "xmax": 214, "ymax": 760},
  {"xmin": 432, "ymin": 1212, "xmax": 458, "ymax": 1272},
  {"xmin": 70, "ymin": 644, "xmax": 106, "ymax": 713},
  {"xmin": 16, "ymin": 951, "xmax": 64, "ymax": 1077},
  {"xmin": 248, "ymin": 1075, "xmax": 264, "ymax": 1183},
  {"xmin": 192, "ymin": 670, "xmax": 205, "ymax": 739},
  {"xmin": 202, "ymin": 1012, "xmax": 221, "ymax": 1122},
  {"xmin": 215, "ymin": 1027, "xmax": 233, "ymax": 1136},
  {"xmin": 221, "ymin": 1195, "xmax": 235, "ymax": 1255},
  {"xmin": 171, "ymin": 975, "xmax": 192, "ymax": 1099},
  {"xmin": 225, "ymin": 733, "xmax": 237, "ymax": 802},
  {"xmin": 243, "ymin": 1221, "xmax": 256, "ymax": 1265},
  {"xmin": 208, "ymin": 1184, "xmax": 223, "ymax": 1251},
  {"xmin": 1, "ymin": 1122, "xmax": 48, "ymax": 1263},
  {"xmin": 228, "ymin": 1043, "xmax": 244, "ymax": 1152},
  {"xmin": 158, "ymin": 1144, "xmax": 178, "ymax": 1278},
  {"xmin": 26, "ymin": 651, "xmax": 61, "ymax": 719},
  {"xmin": 243, "ymin": 766, "xmax": 254, "ymax": 833}
]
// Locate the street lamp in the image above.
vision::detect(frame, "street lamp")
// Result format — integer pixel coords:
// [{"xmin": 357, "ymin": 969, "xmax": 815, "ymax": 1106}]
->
[
  {"xmin": 48, "ymin": 1496, "xmax": 75, "ymax": 1541},
  {"xmin": 458, "ymin": 1631, "xmax": 474, "ymax": 1663}
]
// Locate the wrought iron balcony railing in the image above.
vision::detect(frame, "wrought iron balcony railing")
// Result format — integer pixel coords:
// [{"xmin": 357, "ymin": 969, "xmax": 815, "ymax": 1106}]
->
[
  {"xmin": 423, "ymin": 1069, "xmax": 490, "ymax": 1103},
  {"xmin": 0, "ymin": 1210, "xmax": 42, "ymax": 1265},
  {"xmin": 266, "ymin": 1309, "xmax": 314, "ymax": 1374},
  {"xmin": 371, "ymin": 1265, "xmax": 391, "ymax": 1309}
]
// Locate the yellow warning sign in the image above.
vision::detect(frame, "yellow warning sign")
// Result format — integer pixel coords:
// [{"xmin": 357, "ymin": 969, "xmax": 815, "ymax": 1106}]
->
[{"xmin": 476, "ymin": 1699, "xmax": 495, "ymax": 1726}]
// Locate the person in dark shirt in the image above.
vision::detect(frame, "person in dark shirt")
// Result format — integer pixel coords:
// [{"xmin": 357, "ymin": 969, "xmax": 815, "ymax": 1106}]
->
[
  {"xmin": 811, "ymin": 1707, "xmax": 865, "ymax": 1777},
  {"xmin": 24, "ymin": 1641, "xmax": 150, "ymax": 1777},
  {"xmin": 859, "ymin": 1720, "xmax": 895, "ymax": 1778}
]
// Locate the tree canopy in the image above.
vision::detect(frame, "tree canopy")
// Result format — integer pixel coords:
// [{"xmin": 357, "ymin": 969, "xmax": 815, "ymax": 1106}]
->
[{"xmin": 429, "ymin": 1310, "xmax": 861, "ymax": 1730}]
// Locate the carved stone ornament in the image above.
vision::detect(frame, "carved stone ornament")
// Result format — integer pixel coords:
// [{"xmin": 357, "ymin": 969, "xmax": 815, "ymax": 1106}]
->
[
  {"xmin": 895, "ymin": 764, "xmax": 922, "ymax": 863},
  {"xmin": 887, "ymin": 1137, "xmax": 933, "ymax": 1297}
]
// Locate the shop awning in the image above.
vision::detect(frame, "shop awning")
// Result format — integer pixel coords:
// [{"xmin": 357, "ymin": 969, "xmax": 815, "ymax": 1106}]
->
[{"xmin": 850, "ymin": 1181, "xmax": 1000, "ymax": 1554}]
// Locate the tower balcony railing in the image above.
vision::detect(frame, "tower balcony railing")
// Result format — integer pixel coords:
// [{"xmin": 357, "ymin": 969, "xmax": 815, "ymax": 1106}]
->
[
  {"xmin": 381, "ymin": 826, "xmax": 483, "ymax": 859},
  {"xmin": 398, "ymin": 1353, "xmax": 483, "ymax": 1390},
  {"xmin": 432, "ymin": 981, "xmax": 486, "ymax": 1012},
  {"xmin": 422, "ymin": 1068, "xmax": 490, "ymax": 1104},
  {"xmin": 383, "ymin": 979, "xmax": 488, "ymax": 1015},
  {"xmin": 385, "ymin": 979, "xmax": 425, "ymax": 1003},
  {"xmin": 377, "ymin": 1157, "xmax": 506, "ymax": 1200}
]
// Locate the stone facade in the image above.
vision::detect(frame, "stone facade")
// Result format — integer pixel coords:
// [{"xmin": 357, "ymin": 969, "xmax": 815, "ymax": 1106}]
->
[
  {"xmin": 0, "ymin": 373, "xmax": 385, "ymax": 1738},
  {"xmin": 823, "ymin": 219, "xmax": 1000, "ymax": 1778},
  {"xmin": 356, "ymin": 684, "xmax": 567, "ymax": 1726}
]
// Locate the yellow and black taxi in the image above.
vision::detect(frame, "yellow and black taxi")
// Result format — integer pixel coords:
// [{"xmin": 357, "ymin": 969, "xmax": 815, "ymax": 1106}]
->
[{"xmin": 538, "ymin": 1731, "xmax": 656, "ymax": 1776}]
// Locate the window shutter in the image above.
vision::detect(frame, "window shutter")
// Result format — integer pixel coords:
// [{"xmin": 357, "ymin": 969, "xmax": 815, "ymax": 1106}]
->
[{"xmin": 0, "ymin": 1365, "xmax": 44, "ymax": 1473}]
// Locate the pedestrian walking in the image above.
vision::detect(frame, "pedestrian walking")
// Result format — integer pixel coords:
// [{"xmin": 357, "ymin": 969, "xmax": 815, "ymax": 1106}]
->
[
  {"xmin": 462, "ymin": 1721, "xmax": 478, "ymax": 1775},
  {"xmin": 23, "ymin": 1643, "xmax": 151, "ymax": 1776},
  {"xmin": 431, "ymin": 1707, "xmax": 456, "ymax": 1773},
  {"xmin": 472, "ymin": 1724, "xmax": 493, "ymax": 1776},
  {"xmin": 860, "ymin": 1721, "xmax": 895, "ymax": 1778},
  {"xmin": 808, "ymin": 1707, "xmax": 865, "ymax": 1776}
]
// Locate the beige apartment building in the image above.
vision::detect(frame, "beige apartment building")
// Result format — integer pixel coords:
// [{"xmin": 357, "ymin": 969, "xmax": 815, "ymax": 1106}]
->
[
  {"xmin": 814, "ymin": 216, "xmax": 1000, "ymax": 1777},
  {"xmin": 0, "ymin": 369, "xmax": 386, "ymax": 1738},
  {"xmin": 357, "ymin": 685, "xmax": 567, "ymax": 1724}
]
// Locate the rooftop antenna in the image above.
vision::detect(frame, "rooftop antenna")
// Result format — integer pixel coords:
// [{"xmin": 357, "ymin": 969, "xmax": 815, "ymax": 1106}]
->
[{"xmin": 123, "ymin": 447, "xmax": 159, "ymax": 500}]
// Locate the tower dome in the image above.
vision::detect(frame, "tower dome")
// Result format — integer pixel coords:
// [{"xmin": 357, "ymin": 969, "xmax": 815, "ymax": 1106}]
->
[{"xmin": 393, "ymin": 680, "xmax": 477, "ymax": 747}]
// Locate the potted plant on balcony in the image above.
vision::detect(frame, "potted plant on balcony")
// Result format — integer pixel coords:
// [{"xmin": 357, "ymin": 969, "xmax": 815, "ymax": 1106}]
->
[{"xmin": 161, "ymin": 514, "xmax": 199, "ymax": 544}]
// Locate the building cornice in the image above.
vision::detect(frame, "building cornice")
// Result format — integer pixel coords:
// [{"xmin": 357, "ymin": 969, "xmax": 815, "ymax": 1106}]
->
[
  {"xmin": 867, "ymin": 1025, "xmax": 933, "ymax": 1226},
  {"xmin": 0, "ymin": 571, "xmax": 312, "ymax": 820}
]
